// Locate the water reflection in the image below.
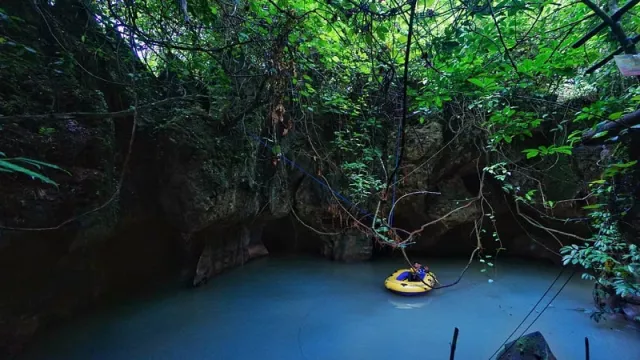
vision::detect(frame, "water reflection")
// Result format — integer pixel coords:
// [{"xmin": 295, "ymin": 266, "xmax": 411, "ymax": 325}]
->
[{"xmin": 387, "ymin": 296, "xmax": 432, "ymax": 310}]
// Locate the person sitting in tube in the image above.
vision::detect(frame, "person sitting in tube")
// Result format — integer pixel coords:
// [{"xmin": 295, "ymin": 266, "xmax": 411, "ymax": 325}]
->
[{"xmin": 409, "ymin": 262, "xmax": 429, "ymax": 282}]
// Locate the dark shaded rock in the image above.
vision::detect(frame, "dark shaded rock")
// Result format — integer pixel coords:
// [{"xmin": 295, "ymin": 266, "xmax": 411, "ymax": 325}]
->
[
  {"xmin": 247, "ymin": 243, "xmax": 269, "ymax": 258},
  {"xmin": 504, "ymin": 234, "xmax": 562, "ymax": 265},
  {"xmin": 323, "ymin": 230, "xmax": 372, "ymax": 262},
  {"xmin": 293, "ymin": 176, "xmax": 373, "ymax": 262},
  {"xmin": 404, "ymin": 121, "xmax": 444, "ymax": 163},
  {"xmin": 0, "ymin": 2, "xmax": 129, "ymax": 356},
  {"xmin": 0, "ymin": 2, "xmax": 219, "ymax": 357},
  {"xmin": 193, "ymin": 244, "xmax": 214, "ymax": 287},
  {"xmin": 390, "ymin": 114, "xmax": 598, "ymax": 261},
  {"xmin": 193, "ymin": 225, "xmax": 268, "ymax": 286},
  {"xmin": 496, "ymin": 331, "xmax": 557, "ymax": 360},
  {"xmin": 622, "ymin": 302, "xmax": 640, "ymax": 322},
  {"xmin": 390, "ymin": 121, "xmax": 445, "ymax": 196},
  {"xmin": 0, "ymin": 315, "xmax": 39, "ymax": 357},
  {"xmin": 0, "ymin": 7, "xmax": 272, "ymax": 355},
  {"xmin": 155, "ymin": 108, "xmax": 260, "ymax": 233},
  {"xmin": 426, "ymin": 176, "xmax": 482, "ymax": 230},
  {"xmin": 398, "ymin": 175, "xmax": 481, "ymax": 251},
  {"xmin": 293, "ymin": 176, "xmax": 338, "ymax": 232},
  {"xmin": 598, "ymin": 287, "xmax": 640, "ymax": 323},
  {"xmin": 268, "ymin": 172, "xmax": 291, "ymax": 219}
]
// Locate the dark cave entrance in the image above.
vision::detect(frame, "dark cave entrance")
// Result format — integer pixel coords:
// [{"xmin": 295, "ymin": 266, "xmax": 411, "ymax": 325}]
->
[
  {"xmin": 461, "ymin": 172, "xmax": 482, "ymax": 194},
  {"xmin": 261, "ymin": 215, "xmax": 323, "ymax": 255}
]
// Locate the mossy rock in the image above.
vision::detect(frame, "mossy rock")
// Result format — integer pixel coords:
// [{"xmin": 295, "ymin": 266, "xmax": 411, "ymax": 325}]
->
[
  {"xmin": 153, "ymin": 106, "xmax": 261, "ymax": 231},
  {"xmin": 542, "ymin": 155, "xmax": 583, "ymax": 201},
  {"xmin": 497, "ymin": 331, "xmax": 557, "ymax": 360}
]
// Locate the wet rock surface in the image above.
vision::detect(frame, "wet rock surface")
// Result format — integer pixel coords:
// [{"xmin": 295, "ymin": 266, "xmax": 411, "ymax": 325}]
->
[
  {"xmin": 323, "ymin": 230, "xmax": 373, "ymax": 262},
  {"xmin": 496, "ymin": 331, "xmax": 557, "ymax": 360}
]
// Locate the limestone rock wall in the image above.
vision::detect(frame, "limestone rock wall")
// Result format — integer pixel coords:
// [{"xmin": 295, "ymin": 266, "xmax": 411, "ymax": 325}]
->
[{"xmin": 0, "ymin": 2, "xmax": 274, "ymax": 357}]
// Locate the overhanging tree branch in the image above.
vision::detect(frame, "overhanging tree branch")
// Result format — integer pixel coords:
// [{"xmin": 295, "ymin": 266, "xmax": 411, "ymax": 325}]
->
[
  {"xmin": 383, "ymin": 0, "xmax": 417, "ymax": 206},
  {"xmin": 576, "ymin": 0, "xmax": 639, "ymax": 74},
  {"xmin": 0, "ymin": 95, "xmax": 208, "ymax": 122},
  {"xmin": 572, "ymin": 0, "xmax": 640, "ymax": 49},
  {"xmin": 585, "ymin": 34, "xmax": 640, "ymax": 74},
  {"xmin": 582, "ymin": 109, "xmax": 640, "ymax": 144},
  {"xmin": 488, "ymin": 0, "xmax": 520, "ymax": 77}
]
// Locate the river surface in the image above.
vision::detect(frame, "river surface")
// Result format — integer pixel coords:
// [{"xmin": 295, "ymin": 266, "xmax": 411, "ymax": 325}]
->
[{"xmin": 20, "ymin": 255, "xmax": 640, "ymax": 359}]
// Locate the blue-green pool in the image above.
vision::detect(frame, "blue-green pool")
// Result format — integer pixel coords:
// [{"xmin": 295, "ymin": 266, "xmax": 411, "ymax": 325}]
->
[{"xmin": 19, "ymin": 256, "xmax": 640, "ymax": 359}]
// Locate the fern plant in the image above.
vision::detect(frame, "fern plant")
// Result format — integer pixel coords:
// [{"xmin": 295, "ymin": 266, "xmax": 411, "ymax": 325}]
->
[{"xmin": 0, "ymin": 151, "xmax": 70, "ymax": 186}]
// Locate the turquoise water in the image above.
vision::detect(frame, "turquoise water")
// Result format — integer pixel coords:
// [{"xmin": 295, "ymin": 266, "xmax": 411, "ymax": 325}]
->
[{"xmin": 20, "ymin": 256, "xmax": 640, "ymax": 359}]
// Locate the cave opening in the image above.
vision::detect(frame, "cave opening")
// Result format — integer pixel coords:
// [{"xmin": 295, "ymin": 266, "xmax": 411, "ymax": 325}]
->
[
  {"xmin": 261, "ymin": 215, "xmax": 323, "ymax": 256},
  {"xmin": 461, "ymin": 172, "xmax": 481, "ymax": 194}
]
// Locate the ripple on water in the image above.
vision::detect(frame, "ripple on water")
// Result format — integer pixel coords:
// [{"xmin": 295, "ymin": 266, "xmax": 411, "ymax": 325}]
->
[{"xmin": 19, "ymin": 256, "xmax": 640, "ymax": 360}]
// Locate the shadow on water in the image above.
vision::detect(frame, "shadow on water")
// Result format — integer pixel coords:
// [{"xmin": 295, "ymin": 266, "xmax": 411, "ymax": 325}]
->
[{"xmin": 19, "ymin": 255, "xmax": 640, "ymax": 360}]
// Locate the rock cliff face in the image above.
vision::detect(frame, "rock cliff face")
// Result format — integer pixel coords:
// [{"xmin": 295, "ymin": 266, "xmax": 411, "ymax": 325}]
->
[
  {"xmin": 381, "ymin": 108, "xmax": 602, "ymax": 262},
  {"xmin": 1, "ymin": 2, "xmax": 120, "ymax": 356},
  {"xmin": 0, "ymin": 1, "xmax": 272, "ymax": 356}
]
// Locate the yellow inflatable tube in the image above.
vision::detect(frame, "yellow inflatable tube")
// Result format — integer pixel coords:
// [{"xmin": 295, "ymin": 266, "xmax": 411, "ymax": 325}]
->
[{"xmin": 384, "ymin": 269, "xmax": 437, "ymax": 296}]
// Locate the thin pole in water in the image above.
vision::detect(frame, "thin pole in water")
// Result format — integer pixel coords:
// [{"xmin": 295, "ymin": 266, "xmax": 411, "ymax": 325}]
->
[
  {"xmin": 450, "ymin": 327, "xmax": 459, "ymax": 360},
  {"xmin": 585, "ymin": 337, "xmax": 590, "ymax": 360}
]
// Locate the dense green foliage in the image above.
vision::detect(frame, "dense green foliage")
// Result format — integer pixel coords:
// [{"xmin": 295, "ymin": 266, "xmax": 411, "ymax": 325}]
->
[{"xmin": 2, "ymin": 0, "xmax": 639, "ymax": 317}]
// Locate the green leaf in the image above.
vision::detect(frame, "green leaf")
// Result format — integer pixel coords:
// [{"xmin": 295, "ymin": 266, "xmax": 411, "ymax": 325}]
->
[
  {"xmin": 582, "ymin": 204, "xmax": 603, "ymax": 210},
  {"xmin": 554, "ymin": 146, "xmax": 573, "ymax": 155},
  {"xmin": 522, "ymin": 149, "xmax": 539, "ymax": 159},
  {"xmin": 467, "ymin": 78, "xmax": 485, "ymax": 88},
  {"xmin": 608, "ymin": 112, "xmax": 623, "ymax": 120},
  {"xmin": 611, "ymin": 160, "xmax": 637, "ymax": 168},
  {"xmin": 14, "ymin": 157, "xmax": 71, "ymax": 175},
  {"xmin": 0, "ymin": 159, "xmax": 58, "ymax": 186},
  {"xmin": 592, "ymin": 131, "xmax": 608, "ymax": 139}
]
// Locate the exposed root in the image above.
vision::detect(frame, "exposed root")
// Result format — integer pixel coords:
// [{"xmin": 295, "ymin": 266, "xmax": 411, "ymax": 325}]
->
[
  {"xmin": 406, "ymin": 164, "xmax": 486, "ymax": 240},
  {"xmin": 387, "ymin": 190, "xmax": 441, "ymax": 225},
  {"xmin": 515, "ymin": 201, "xmax": 588, "ymax": 244},
  {"xmin": 290, "ymin": 204, "xmax": 341, "ymax": 236},
  {"xmin": 504, "ymin": 195, "xmax": 561, "ymax": 257}
]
